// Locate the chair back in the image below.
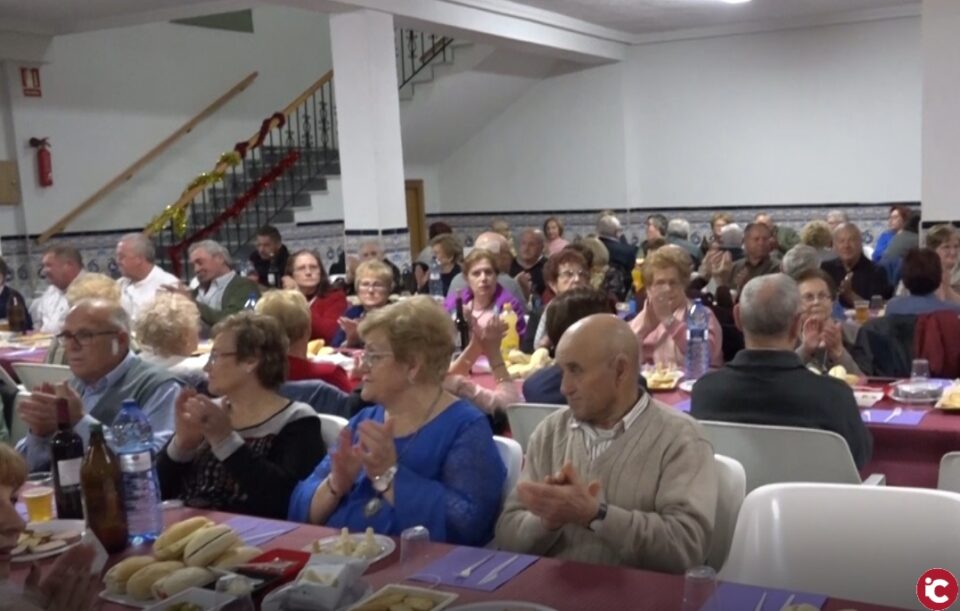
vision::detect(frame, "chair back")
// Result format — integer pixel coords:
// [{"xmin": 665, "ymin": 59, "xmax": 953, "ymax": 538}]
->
[
  {"xmin": 317, "ymin": 413, "xmax": 349, "ymax": 450},
  {"xmin": 279, "ymin": 380, "xmax": 351, "ymax": 418},
  {"xmin": 0, "ymin": 365, "xmax": 20, "ymax": 391},
  {"xmin": 707, "ymin": 454, "xmax": 745, "ymax": 571},
  {"xmin": 12, "ymin": 363, "xmax": 72, "ymax": 390},
  {"xmin": 493, "ymin": 435, "xmax": 522, "ymax": 505},
  {"xmin": 700, "ymin": 420, "xmax": 862, "ymax": 493},
  {"xmin": 506, "ymin": 403, "xmax": 566, "ymax": 452},
  {"xmin": 720, "ymin": 483, "xmax": 960, "ymax": 609},
  {"xmin": 9, "ymin": 392, "xmax": 29, "ymax": 445},
  {"xmin": 938, "ymin": 451, "xmax": 960, "ymax": 493}
]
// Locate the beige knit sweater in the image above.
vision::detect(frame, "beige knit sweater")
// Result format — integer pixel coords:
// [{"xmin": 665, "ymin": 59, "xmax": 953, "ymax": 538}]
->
[{"xmin": 495, "ymin": 399, "xmax": 717, "ymax": 574}]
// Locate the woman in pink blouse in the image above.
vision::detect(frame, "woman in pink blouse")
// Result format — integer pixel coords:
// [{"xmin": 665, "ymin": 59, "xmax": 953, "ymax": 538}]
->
[
  {"xmin": 543, "ymin": 216, "xmax": 569, "ymax": 256},
  {"xmin": 629, "ymin": 245, "xmax": 723, "ymax": 368}
]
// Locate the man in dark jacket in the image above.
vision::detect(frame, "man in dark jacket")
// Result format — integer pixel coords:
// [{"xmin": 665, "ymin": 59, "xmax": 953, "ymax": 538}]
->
[{"xmin": 597, "ymin": 214, "xmax": 638, "ymax": 294}]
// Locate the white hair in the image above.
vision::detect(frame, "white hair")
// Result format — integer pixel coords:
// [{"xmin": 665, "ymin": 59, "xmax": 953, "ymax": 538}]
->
[
  {"xmin": 781, "ymin": 245, "xmax": 820, "ymax": 279},
  {"xmin": 666, "ymin": 219, "xmax": 690, "ymax": 240},
  {"xmin": 719, "ymin": 223, "xmax": 744, "ymax": 248},
  {"xmin": 739, "ymin": 274, "xmax": 800, "ymax": 338},
  {"xmin": 119, "ymin": 232, "xmax": 156, "ymax": 263},
  {"xmin": 596, "ymin": 215, "xmax": 621, "ymax": 238},
  {"xmin": 189, "ymin": 239, "xmax": 232, "ymax": 266},
  {"xmin": 826, "ymin": 210, "xmax": 849, "ymax": 224}
]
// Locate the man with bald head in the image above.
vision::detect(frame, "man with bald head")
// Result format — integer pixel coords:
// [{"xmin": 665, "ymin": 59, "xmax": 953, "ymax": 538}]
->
[
  {"xmin": 691, "ymin": 274, "xmax": 871, "ymax": 467},
  {"xmin": 445, "ymin": 231, "xmax": 525, "ymax": 304},
  {"xmin": 16, "ymin": 299, "xmax": 181, "ymax": 471},
  {"xmin": 496, "ymin": 314, "xmax": 717, "ymax": 573},
  {"xmin": 821, "ymin": 223, "xmax": 892, "ymax": 307}
]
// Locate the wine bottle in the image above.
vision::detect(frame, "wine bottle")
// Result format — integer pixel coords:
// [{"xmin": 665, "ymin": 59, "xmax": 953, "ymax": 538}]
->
[
  {"xmin": 50, "ymin": 398, "xmax": 84, "ymax": 520},
  {"xmin": 455, "ymin": 297, "xmax": 470, "ymax": 350},
  {"xmin": 81, "ymin": 423, "xmax": 129, "ymax": 553},
  {"xmin": 7, "ymin": 293, "xmax": 26, "ymax": 333}
]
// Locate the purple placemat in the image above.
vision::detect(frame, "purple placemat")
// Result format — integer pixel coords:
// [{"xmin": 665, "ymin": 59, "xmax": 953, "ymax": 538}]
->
[
  {"xmin": 674, "ymin": 398, "xmax": 692, "ymax": 413},
  {"xmin": 861, "ymin": 408, "xmax": 928, "ymax": 426},
  {"xmin": 409, "ymin": 547, "xmax": 538, "ymax": 592},
  {"xmin": 704, "ymin": 582, "xmax": 827, "ymax": 610},
  {"xmin": 224, "ymin": 516, "xmax": 297, "ymax": 546}
]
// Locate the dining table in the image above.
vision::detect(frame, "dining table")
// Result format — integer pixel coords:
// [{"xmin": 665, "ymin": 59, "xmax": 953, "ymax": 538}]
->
[{"xmin": 8, "ymin": 507, "xmax": 905, "ymax": 611}]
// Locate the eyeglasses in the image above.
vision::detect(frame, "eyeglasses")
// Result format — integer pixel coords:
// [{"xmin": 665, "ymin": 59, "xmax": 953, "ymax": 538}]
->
[
  {"xmin": 558, "ymin": 270, "xmax": 590, "ymax": 281},
  {"xmin": 358, "ymin": 281, "xmax": 388, "ymax": 292},
  {"xmin": 55, "ymin": 330, "xmax": 117, "ymax": 347},
  {"xmin": 359, "ymin": 351, "xmax": 393, "ymax": 368},
  {"xmin": 206, "ymin": 351, "xmax": 238, "ymax": 365},
  {"xmin": 801, "ymin": 292, "xmax": 833, "ymax": 304}
]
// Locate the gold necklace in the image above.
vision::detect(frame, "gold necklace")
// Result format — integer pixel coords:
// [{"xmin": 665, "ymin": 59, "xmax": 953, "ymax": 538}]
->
[{"xmin": 363, "ymin": 387, "xmax": 445, "ymax": 518}]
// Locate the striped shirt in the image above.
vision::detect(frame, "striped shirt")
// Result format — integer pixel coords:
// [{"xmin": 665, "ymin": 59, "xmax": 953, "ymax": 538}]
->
[{"xmin": 569, "ymin": 393, "xmax": 650, "ymax": 463}]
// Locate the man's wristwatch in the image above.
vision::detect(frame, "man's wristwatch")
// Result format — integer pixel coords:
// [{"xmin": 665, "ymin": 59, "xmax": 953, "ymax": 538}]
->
[
  {"xmin": 588, "ymin": 501, "xmax": 608, "ymax": 532},
  {"xmin": 372, "ymin": 465, "xmax": 398, "ymax": 493}
]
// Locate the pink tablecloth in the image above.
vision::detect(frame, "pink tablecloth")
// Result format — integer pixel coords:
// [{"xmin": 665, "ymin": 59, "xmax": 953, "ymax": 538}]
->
[{"xmin": 0, "ymin": 345, "xmax": 48, "ymax": 381}]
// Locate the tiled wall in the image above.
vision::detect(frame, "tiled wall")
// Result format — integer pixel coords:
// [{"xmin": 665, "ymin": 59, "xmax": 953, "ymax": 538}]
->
[{"xmin": 0, "ymin": 203, "xmax": 909, "ymax": 299}]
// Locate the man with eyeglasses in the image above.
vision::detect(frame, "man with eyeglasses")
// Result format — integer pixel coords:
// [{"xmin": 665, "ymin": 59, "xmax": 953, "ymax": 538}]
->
[
  {"xmin": 690, "ymin": 274, "xmax": 871, "ymax": 468},
  {"xmin": 15, "ymin": 299, "xmax": 180, "ymax": 472}
]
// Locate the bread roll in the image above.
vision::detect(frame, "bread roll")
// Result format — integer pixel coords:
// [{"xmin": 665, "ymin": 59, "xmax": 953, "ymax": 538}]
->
[
  {"xmin": 153, "ymin": 517, "xmax": 213, "ymax": 560},
  {"xmin": 150, "ymin": 567, "xmax": 215, "ymax": 599},
  {"xmin": 103, "ymin": 555, "xmax": 156, "ymax": 595},
  {"xmin": 126, "ymin": 561, "xmax": 185, "ymax": 600},
  {"xmin": 213, "ymin": 545, "xmax": 262, "ymax": 569},
  {"xmin": 183, "ymin": 524, "xmax": 239, "ymax": 567}
]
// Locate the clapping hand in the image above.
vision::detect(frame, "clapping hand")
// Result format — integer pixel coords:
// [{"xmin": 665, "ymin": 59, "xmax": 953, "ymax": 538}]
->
[
  {"xmin": 356, "ymin": 418, "xmax": 398, "ymax": 480},
  {"xmin": 25, "ymin": 543, "xmax": 100, "ymax": 611},
  {"xmin": 328, "ymin": 427, "xmax": 363, "ymax": 496},
  {"xmin": 822, "ymin": 319, "xmax": 845, "ymax": 360},
  {"xmin": 473, "ymin": 315, "xmax": 507, "ymax": 361},
  {"xmin": 18, "ymin": 382, "xmax": 83, "ymax": 437},
  {"xmin": 517, "ymin": 462, "xmax": 602, "ymax": 531},
  {"xmin": 800, "ymin": 316, "xmax": 825, "ymax": 356},
  {"xmin": 173, "ymin": 388, "xmax": 205, "ymax": 451},
  {"xmin": 338, "ymin": 317, "xmax": 360, "ymax": 346},
  {"xmin": 177, "ymin": 393, "xmax": 234, "ymax": 447}
]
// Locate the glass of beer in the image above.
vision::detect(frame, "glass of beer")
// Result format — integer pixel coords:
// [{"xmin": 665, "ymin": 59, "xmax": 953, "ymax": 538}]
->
[
  {"xmin": 854, "ymin": 300, "xmax": 870, "ymax": 324},
  {"xmin": 22, "ymin": 486, "xmax": 55, "ymax": 523}
]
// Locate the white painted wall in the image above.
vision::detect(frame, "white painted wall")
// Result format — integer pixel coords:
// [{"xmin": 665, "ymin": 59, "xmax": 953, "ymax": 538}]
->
[
  {"xmin": 3, "ymin": 6, "xmax": 332, "ymax": 237},
  {"xmin": 438, "ymin": 61, "xmax": 629, "ymax": 213},
  {"xmin": 625, "ymin": 16, "xmax": 921, "ymax": 207},
  {"xmin": 921, "ymin": 0, "xmax": 960, "ymax": 222},
  {"xmin": 436, "ymin": 16, "xmax": 921, "ymax": 212}
]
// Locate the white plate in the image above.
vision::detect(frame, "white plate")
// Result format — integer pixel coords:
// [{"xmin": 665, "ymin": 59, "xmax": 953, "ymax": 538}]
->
[
  {"xmin": 348, "ymin": 584, "xmax": 458, "ymax": 611},
  {"xmin": 853, "ymin": 389, "xmax": 884, "ymax": 408},
  {"xmin": 144, "ymin": 587, "xmax": 235, "ymax": 610},
  {"xmin": 12, "ymin": 519, "xmax": 86, "ymax": 563},
  {"xmin": 99, "ymin": 590, "xmax": 151, "ymax": 609},
  {"xmin": 678, "ymin": 379, "xmax": 695, "ymax": 393},
  {"xmin": 888, "ymin": 379, "xmax": 951, "ymax": 404},
  {"xmin": 302, "ymin": 533, "xmax": 396, "ymax": 564},
  {"xmin": 448, "ymin": 603, "xmax": 557, "ymax": 611}
]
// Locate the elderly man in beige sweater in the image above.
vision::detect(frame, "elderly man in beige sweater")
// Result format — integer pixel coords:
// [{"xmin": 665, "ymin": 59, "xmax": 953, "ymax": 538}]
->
[{"xmin": 495, "ymin": 315, "xmax": 718, "ymax": 573}]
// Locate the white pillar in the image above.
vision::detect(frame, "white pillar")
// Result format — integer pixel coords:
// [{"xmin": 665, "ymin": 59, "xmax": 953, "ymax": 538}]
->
[
  {"xmin": 330, "ymin": 10, "xmax": 409, "ymax": 270},
  {"xmin": 922, "ymin": 0, "xmax": 960, "ymax": 223}
]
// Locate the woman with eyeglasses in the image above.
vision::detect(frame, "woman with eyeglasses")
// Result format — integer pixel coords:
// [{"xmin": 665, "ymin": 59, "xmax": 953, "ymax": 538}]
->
[
  {"xmin": 332, "ymin": 260, "xmax": 393, "ymax": 349},
  {"xmin": 630, "ymin": 246, "xmax": 723, "ymax": 368},
  {"xmin": 526, "ymin": 249, "xmax": 592, "ymax": 351},
  {"xmin": 442, "ymin": 249, "xmax": 526, "ymax": 335},
  {"xmin": 794, "ymin": 269, "xmax": 862, "ymax": 375},
  {"xmin": 926, "ymin": 224, "xmax": 960, "ymax": 305},
  {"xmin": 289, "ymin": 296, "xmax": 505, "ymax": 546},
  {"xmin": 157, "ymin": 312, "xmax": 325, "ymax": 519},
  {"xmin": 282, "ymin": 249, "xmax": 347, "ymax": 344}
]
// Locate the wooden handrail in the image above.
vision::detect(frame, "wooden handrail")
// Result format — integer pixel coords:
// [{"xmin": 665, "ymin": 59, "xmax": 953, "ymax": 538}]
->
[
  {"xmin": 37, "ymin": 71, "xmax": 259, "ymax": 244},
  {"xmin": 146, "ymin": 70, "xmax": 334, "ymax": 236}
]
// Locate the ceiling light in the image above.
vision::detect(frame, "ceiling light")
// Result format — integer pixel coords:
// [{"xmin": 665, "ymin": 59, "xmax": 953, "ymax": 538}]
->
[{"xmin": 719, "ymin": 0, "xmax": 752, "ymax": 4}]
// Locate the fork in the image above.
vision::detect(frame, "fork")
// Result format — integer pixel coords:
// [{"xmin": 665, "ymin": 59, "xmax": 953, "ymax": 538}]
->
[
  {"xmin": 455, "ymin": 553, "xmax": 494, "ymax": 580},
  {"xmin": 780, "ymin": 594, "xmax": 795, "ymax": 610},
  {"xmin": 477, "ymin": 554, "xmax": 519, "ymax": 585},
  {"xmin": 753, "ymin": 591, "xmax": 767, "ymax": 611},
  {"xmin": 883, "ymin": 407, "xmax": 903, "ymax": 423}
]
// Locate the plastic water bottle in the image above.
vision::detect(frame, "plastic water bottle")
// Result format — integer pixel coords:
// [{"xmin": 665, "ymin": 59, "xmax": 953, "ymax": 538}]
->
[
  {"xmin": 428, "ymin": 257, "xmax": 444, "ymax": 302},
  {"xmin": 111, "ymin": 400, "xmax": 163, "ymax": 544},
  {"xmin": 685, "ymin": 299, "xmax": 711, "ymax": 380},
  {"xmin": 243, "ymin": 291, "xmax": 258, "ymax": 311}
]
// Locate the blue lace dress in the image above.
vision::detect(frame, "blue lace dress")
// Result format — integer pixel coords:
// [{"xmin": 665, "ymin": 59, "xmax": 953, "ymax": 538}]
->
[{"xmin": 288, "ymin": 400, "xmax": 505, "ymax": 546}]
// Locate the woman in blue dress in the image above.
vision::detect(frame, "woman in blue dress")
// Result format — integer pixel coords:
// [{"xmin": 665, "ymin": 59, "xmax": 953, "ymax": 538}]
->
[{"xmin": 289, "ymin": 296, "xmax": 506, "ymax": 546}]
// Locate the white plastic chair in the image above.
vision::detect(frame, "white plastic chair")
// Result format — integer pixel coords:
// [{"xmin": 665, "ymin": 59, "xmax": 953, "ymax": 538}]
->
[
  {"xmin": 317, "ymin": 413, "xmax": 349, "ymax": 450},
  {"xmin": 699, "ymin": 420, "xmax": 884, "ymax": 493},
  {"xmin": 707, "ymin": 454, "xmax": 745, "ymax": 571},
  {"xmin": 9, "ymin": 391, "xmax": 30, "ymax": 446},
  {"xmin": 493, "ymin": 435, "xmax": 522, "ymax": 504},
  {"xmin": 506, "ymin": 403, "xmax": 566, "ymax": 452},
  {"xmin": 12, "ymin": 363, "xmax": 72, "ymax": 390},
  {"xmin": 0, "ymin": 364, "xmax": 21, "ymax": 392},
  {"xmin": 720, "ymin": 483, "xmax": 960, "ymax": 609},
  {"xmin": 938, "ymin": 451, "xmax": 960, "ymax": 493}
]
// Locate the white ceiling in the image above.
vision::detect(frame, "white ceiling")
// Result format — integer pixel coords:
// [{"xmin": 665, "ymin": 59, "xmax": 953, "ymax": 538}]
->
[{"xmin": 504, "ymin": 0, "xmax": 920, "ymax": 36}]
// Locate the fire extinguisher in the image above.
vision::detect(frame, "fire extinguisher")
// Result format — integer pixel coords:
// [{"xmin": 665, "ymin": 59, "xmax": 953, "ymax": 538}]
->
[{"xmin": 28, "ymin": 137, "xmax": 53, "ymax": 187}]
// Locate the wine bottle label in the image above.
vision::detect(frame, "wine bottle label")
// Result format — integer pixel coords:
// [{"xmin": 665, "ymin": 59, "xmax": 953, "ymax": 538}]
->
[
  {"xmin": 119, "ymin": 451, "xmax": 152, "ymax": 474},
  {"xmin": 56, "ymin": 457, "xmax": 82, "ymax": 487}
]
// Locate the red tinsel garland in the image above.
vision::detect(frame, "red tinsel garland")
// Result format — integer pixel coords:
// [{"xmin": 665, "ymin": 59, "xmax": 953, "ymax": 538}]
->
[
  {"xmin": 234, "ymin": 112, "xmax": 286, "ymax": 160},
  {"xmin": 168, "ymin": 149, "xmax": 300, "ymax": 277}
]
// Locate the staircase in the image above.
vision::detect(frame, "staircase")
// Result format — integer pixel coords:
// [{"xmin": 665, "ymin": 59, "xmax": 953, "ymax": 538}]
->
[{"xmin": 149, "ymin": 27, "xmax": 457, "ymax": 280}]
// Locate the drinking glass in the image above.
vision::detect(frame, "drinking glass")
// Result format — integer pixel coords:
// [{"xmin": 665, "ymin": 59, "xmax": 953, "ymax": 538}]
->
[
  {"xmin": 400, "ymin": 525, "xmax": 432, "ymax": 576},
  {"xmin": 854, "ymin": 300, "xmax": 870, "ymax": 324},
  {"xmin": 911, "ymin": 359, "xmax": 930, "ymax": 381},
  {"xmin": 22, "ymin": 486, "xmax": 54, "ymax": 523},
  {"xmin": 869, "ymin": 294, "xmax": 884, "ymax": 313},
  {"xmin": 681, "ymin": 565, "xmax": 721, "ymax": 611}
]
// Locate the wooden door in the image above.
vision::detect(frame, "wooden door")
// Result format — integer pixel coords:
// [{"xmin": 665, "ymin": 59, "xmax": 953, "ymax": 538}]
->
[
  {"xmin": 405, "ymin": 179, "xmax": 426, "ymax": 259},
  {"xmin": 0, "ymin": 161, "xmax": 21, "ymax": 205}
]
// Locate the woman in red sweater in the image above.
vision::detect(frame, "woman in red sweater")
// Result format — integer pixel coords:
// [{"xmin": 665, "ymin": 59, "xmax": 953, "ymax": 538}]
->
[
  {"xmin": 255, "ymin": 289, "xmax": 352, "ymax": 392},
  {"xmin": 282, "ymin": 249, "xmax": 347, "ymax": 344}
]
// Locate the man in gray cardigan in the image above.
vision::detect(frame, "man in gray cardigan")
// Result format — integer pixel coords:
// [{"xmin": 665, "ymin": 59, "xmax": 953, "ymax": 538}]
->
[
  {"xmin": 189, "ymin": 240, "xmax": 260, "ymax": 327},
  {"xmin": 495, "ymin": 315, "xmax": 718, "ymax": 573},
  {"xmin": 16, "ymin": 299, "xmax": 181, "ymax": 472}
]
